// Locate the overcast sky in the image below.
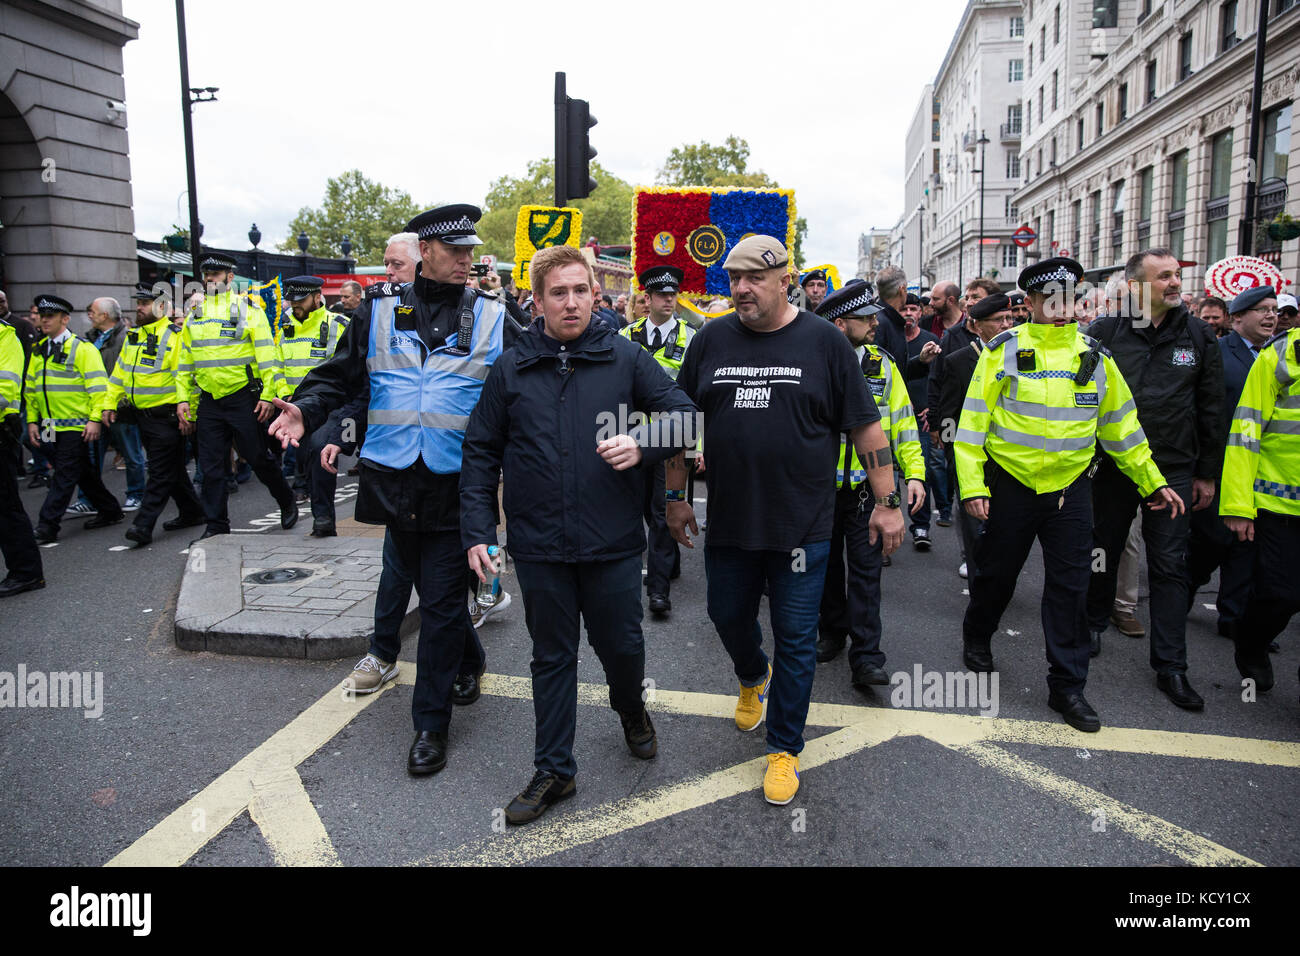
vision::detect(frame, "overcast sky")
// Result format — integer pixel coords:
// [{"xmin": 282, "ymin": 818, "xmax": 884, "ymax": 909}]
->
[{"xmin": 122, "ymin": 0, "xmax": 969, "ymax": 276}]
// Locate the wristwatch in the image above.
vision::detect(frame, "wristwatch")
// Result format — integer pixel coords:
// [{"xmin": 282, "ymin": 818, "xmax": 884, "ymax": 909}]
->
[{"xmin": 877, "ymin": 490, "xmax": 902, "ymax": 509}]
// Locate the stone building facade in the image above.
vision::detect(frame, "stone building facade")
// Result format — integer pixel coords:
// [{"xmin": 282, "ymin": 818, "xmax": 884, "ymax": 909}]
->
[
  {"xmin": 1012, "ymin": 0, "xmax": 1299, "ymax": 290},
  {"xmin": 0, "ymin": 0, "xmax": 139, "ymax": 322}
]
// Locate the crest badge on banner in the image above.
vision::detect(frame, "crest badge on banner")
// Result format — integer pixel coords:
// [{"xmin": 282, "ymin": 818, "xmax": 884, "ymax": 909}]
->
[
  {"xmin": 513, "ymin": 205, "xmax": 583, "ymax": 290},
  {"xmin": 631, "ymin": 187, "xmax": 797, "ymax": 295}
]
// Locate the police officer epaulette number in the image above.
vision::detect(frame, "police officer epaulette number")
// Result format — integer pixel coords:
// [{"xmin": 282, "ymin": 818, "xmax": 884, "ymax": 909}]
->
[
  {"xmin": 366, "ymin": 281, "xmax": 408, "ymax": 300},
  {"xmin": 987, "ymin": 327, "xmax": 1019, "ymax": 350}
]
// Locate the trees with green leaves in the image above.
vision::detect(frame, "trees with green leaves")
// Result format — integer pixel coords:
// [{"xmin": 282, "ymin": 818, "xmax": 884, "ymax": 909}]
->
[
  {"xmin": 476, "ymin": 159, "xmax": 634, "ymax": 261},
  {"xmin": 655, "ymin": 136, "xmax": 808, "ymax": 267},
  {"xmin": 279, "ymin": 170, "xmax": 426, "ymax": 265}
]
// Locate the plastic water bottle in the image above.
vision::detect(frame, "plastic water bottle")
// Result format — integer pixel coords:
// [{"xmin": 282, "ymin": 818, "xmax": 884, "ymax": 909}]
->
[{"xmin": 476, "ymin": 545, "xmax": 501, "ymax": 609}]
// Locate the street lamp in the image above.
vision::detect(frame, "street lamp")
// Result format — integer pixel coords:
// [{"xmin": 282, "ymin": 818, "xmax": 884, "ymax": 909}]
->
[
  {"xmin": 248, "ymin": 223, "xmax": 261, "ymax": 248},
  {"xmin": 175, "ymin": 0, "xmax": 217, "ymax": 278},
  {"xmin": 297, "ymin": 231, "xmax": 309, "ymax": 255},
  {"xmin": 916, "ymin": 203, "xmax": 925, "ymax": 287},
  {"xmin": 975, "ymin": 130, "xmax": 990, "ymax": 276}
]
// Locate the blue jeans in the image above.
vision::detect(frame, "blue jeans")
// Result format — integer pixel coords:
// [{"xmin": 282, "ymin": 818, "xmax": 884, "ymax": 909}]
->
[
  {"xmin": 924, "ymin": 431, "xmax": 951, "ymax": 519},
  {"xmin": 80, "ymin": 421, "xmax": 146, "ymax": 504},
  {"xmin": 704, "ymin": 541, "xmax": 830, "ymax": 756}
]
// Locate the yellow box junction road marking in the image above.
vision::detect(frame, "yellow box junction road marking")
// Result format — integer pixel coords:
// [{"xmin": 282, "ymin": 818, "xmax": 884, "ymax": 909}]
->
[{"xmin": 107, "ymin": 670, "xmax": 1297, "ymax": 867}]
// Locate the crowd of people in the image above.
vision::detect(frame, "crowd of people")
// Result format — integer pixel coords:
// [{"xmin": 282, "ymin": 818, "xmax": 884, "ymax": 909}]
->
[{"xmin": 2, "ymin": 204, "xmax": 1296, "ymax": 823}]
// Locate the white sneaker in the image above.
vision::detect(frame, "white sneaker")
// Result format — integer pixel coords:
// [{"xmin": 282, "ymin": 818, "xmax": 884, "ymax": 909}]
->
[
  {"xmin": 342, "ymin": 654, "xmax": 398, "ymax": 694},
  {"xmin": 123, "ymin": 495, "xmax": 142, "ymax": 512},
  {"xmin": 958, "ymin": 562, "xmax": 968, "ymax": 579},
  {"xmin": 469, "ymin": 590, "xmax": 512, "ymax": 629},
  {"xmin": 65, "ymin": 501, "xmax": 97, "ymax": 517}
]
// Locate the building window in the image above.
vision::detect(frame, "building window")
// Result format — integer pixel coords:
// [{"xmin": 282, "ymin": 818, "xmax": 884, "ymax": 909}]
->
[
  {"xmin": 1118, "ymin": 83, "xmax": 1128, "ymax": 121},
  {"xmin": 1054, "ymin": 5, "xmax": 1061, "ymax": 43},
  {"xmin": 1077, "ymin": 117, "xmax": 1085, "ymax": 153},
  {"xmin": 1093, "ymin": 0, "xmax": 1118, "ymax": 28},
  {"xmin": 1007, "ymin": 103, "xmax": 1022, "ymax": 133},
  {"xmin": 1001, "ymin": 244, "xmax": 1019, "ymax": 269},
  {"xmin": 1005, "ymin": 196, "xmax": 1019, "ymax": 220},
  {"xmin": 1179, "ymin": 33, "xmax": 1193, "ymax": 81},
  {"xmin": 1221, "ymin": 1, "xmax": 1239, "ymax": 52},
  {"xmin": 1038, "ymin": 87, "xmax": 1044, "ymax": 123},
  {"xmin": 1146, "ymin": 60, "xmax": 1157, "ymax": 104},
  {"xmin": 1260, "ymin": 103, "xmax": 1292, "ymax": 183},
  {"xmin": 1072, "ymin": 199, "xmax": 1082, "ymax": 258},
  {"xmin": 1046, "ymin": 210, "xmax": 1056, "ymax": 250},
  {"xmin": 1050, "ymin": 136, "xmax": 1058, "ymax": 165},
  {"xmin": 1139, "ymin": 0, "xmax": 1153, "ymax": 21},
  {"xmin": 1052, "ymin": 71, "xmax": 1059, "ymax": 110},
  {"xmin": 1112, "ymin": 180, "xmax": 1126, "ymax": 261},
  {"xmin": 1090, "ymin": 191, "xmax": 1102, "ymax": 267},
  {"xmin": 1011, "ymin": 15, "xmax": 1024, "ymax": 37},
  {"xmin": 1096, "ymin": 102, "xmax": 1105, "ymax": 137},
  {"xmin": 1207, "ymin": 130, "xmax": 1234, "ymax": 263},
  {"xmin": 1037, "ymin": 148, "xmax": 1044, "ymax": 179},
  {"xmin": 1040, "ymin": 25, "xmax": 1046, "ymax": 61},
  {"xmin": 1006, "ymin": 152, "xmax": 1021, "ymax": 179},
  {"xmin": 1168, "ymin": 150, "xmax": 1188, "ymax": 257},
  {"xmin": 1274, "ymin": 0, "xmax": 1298, "ymax": 15},
  {"xmin": 1009, "ymin": 59, "xmax": 1023, "ymax": 82},
  {"xmin": 1028, "ymin": 43, "xmax": 1033, "ymax": 77},
  {"xmin": 1137, "ymin": 166, "xmax": 1153, "ymax": 246}
]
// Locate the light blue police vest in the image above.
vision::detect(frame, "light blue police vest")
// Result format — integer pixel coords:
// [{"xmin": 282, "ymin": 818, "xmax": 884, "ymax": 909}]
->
[{"xmin": 362, "ymin": 293, "xmax": 505, "ymax": 474}]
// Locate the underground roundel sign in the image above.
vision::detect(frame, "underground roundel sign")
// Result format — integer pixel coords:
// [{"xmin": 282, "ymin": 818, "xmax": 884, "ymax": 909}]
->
[{"xmin": 1012, "ymin": 225, "xmax": 1037, "ymax": 248}]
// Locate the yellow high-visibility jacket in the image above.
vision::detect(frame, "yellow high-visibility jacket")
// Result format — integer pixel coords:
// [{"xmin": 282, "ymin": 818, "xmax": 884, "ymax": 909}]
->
[{"xmin": 1221, "ymin": 328, "xmax": 1300, "ymax": 519}]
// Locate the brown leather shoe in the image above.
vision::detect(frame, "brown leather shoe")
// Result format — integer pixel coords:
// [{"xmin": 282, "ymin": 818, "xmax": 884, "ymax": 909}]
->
[{"xmin": 1110, "ymin": 608, "xmax": 1145, "ymax": 637}]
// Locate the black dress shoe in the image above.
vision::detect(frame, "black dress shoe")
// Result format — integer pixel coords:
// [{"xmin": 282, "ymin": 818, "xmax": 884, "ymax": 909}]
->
[
  {"xmin": 670, "ymin": 561, "xmax": 680, "ymax": 580},
  {"xmin": 851, "ymin": 662, "xmax": 890, "ymax": 688},
  {"xmin": 815, "ymin": 634, "xmax": 845, "ymax": 663},
  {"xmin": 1156, "ymin": 672, "xmax": 1204, "ymax": 711},
  {"xmin": 504, "ymin": 769, "xmax": 576, "ymax": 824},
  {"xmin": 962, "ymin": 641, "xmax": 994, "ymax": 673},
  {"xmin": 1090, "ymin": 629, "xmax": 1102, "ymax": 658},
  {"xmin": 34, "ymin": 527, "xmax": 57, "ymax": 545},
  {"xmin": 648, "ymin": 593, "xmax": 671, "ymax": 616},
  {"xmin": 85, "ymin": 511, "xmax": 124, "ymax": 530},
  {"xmin": 163, "ymin": 514, "xmax": 206, "ymax": 531},
  {"xmin": 27, "ymin": 474, "xmax": 49, "ymax": 489},
  {"xmin": 1233, "ymin": 644, "xmax": 1274, "ymax": 692},
  {"xmin": 1048, "ymin": 691, "xmax": 1101, "ymax": 732},
  {"xmin": 0, "ymin": 576, "xmax": 46, "ymax": 599},
  {"xmin": 124, "ymin": 526, "xmax": 152, "ymax": 547},
  {"xmin": 619, "ymin": 708, "xmax": 657, "ymax": 759},
  {"xmin": 280, "ymin": 502, "xmax": 299, "ymax": 530},
  {"xmin": 452, "ymin": 667, "xmax": 485, "ymax": 706},
  {"xmin": 194, "ymin": 529, "xmax": 224, "ymax": 541},
  {"xmin": 310, "ymin": 522, "xmax": 336, "ymax": 538},
  {"xmin": 407, "ymin": 731, "xmax": 448, "ymax": 775}
]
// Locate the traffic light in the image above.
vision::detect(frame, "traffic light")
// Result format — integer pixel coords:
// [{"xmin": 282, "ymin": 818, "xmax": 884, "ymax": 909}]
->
[{"xmin": 554, "ymin": 72, "xmax": 597, "ymax": 206}]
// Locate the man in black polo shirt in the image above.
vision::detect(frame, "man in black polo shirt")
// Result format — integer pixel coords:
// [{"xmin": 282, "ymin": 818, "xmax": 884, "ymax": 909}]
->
[
  {"xmin": 665, "ymin": 235, "xmax": 903, "ymax": 807},
  {"xmin": 1084, "ymin": 248, "xmax": 1224, "ymax": 710}
]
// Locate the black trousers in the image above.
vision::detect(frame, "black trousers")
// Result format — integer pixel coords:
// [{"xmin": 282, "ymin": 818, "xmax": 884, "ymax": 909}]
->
[
  {"xmin": 0, "ymin": 430, "xmax": 42, "ymax": 580},
  {"xmin": 514, "ymin": 554, "xmax": 645, "ymax": 778},
  {"xmin": 1234, "ymin": 510, "xmax": 1300, "ymax": 650},
  {"xmin": 134, "ymin": 406, "xmax": 202, "ymax": 534},
  {"xmin": 1185, "ymin": 488, "xmax": 1254, "ymax": 627},
  {"xmin": 305, "ymin": 422, "xmax": 338, "ymax": 526},
  {"xmin": 389, "ymin": 528, "xmax": 485, "ymax": 733},
  {"xmin": 37, "ymin": 430, "xmax": 121, "ymax": 534},
  {"xmin": 963, "ymin": 467, "xmax": 1093, "ymax": 694},
  {"xmin": 641, "ymin": 461, "xmax": 677, "ymax": 595},
  {"xmin": 819, "ymin": 488, "xmax": 885, "ymax": 669},
  {"xmin": 196, "ymin": 389, "xmax": 293, "ymax": 535},
  {"xmin": 1086, "ymin": 460, "xmax": 1194, "ymax": 674}
]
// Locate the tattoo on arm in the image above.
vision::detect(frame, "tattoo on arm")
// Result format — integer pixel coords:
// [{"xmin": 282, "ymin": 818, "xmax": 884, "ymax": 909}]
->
[
  {"xmin": 666, "ymin": 453, "xmax": 687, "ymax": 475},
  {"xmin": 862, "ymin": 446, "xmax": 892, "ymax": 471}
]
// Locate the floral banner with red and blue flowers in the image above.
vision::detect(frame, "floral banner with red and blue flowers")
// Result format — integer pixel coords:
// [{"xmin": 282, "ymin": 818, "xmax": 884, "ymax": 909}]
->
[{"xmin": 632, "ymin": 186, "xmax": 796, "ymax": 295}]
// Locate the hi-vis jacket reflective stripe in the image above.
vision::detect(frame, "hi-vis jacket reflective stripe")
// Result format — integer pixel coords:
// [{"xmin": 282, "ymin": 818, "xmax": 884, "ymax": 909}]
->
[
  {"xmin": 955, "ymin": 321, "xmax": 1165, "ymax": 499},
  {"xmin": 1221, "ymin": 328, "xmax": 1300, "ymax": 519},
  {"xmin": 361, "ymin": 293, "xmax": 505, "ymax": 474},
  {"xmin": 620, "ymin": 317, "xmax": 695, "ymax": 379},
  {"xmin": 0, "ymin": 324, "xmax": 21, "ymax": 420},
  {"xmin": 175, "ymin": 291, "xmax": 283, "ymax": 413},
  {"xmin": 106, "ymin": 317, "xmax": 184, "ymax": 410},
  {"xmin": 275, "ymin": 305, "xmax": 349, "ymax": 398},
  {"xmin": 25, "ymin": 335, "xmax": 110, "ymax": 431},
  {"xmin": 837, "ymin": 344, "xmax": 924, "ymax": 488}
]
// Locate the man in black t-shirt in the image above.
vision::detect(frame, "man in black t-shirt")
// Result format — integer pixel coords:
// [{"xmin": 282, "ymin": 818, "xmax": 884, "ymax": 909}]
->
[{"xmin": 666, "ymin": 235, "xmax": 904, "ymax": 808}]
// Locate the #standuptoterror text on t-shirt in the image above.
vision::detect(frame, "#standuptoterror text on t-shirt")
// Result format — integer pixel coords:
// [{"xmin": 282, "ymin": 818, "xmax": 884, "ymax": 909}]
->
[{"xmin": 677, "ymin": 310, "xmax": 880, "ymax": 551}]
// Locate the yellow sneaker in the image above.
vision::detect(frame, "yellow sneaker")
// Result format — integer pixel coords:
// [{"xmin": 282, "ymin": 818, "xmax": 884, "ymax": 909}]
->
[
  {"xmin": 735, "ymin": 663, "xmax": 772, "ymax": 731},
  {"xmin": 764, "ymin": 752, "xmax": 800, "ymax": 805}
]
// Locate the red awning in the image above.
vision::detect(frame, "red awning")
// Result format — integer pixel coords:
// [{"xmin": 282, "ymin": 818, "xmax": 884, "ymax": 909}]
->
[{"xmin": 316, "ymin": 273, "xmax": 386, "ymax": 297}]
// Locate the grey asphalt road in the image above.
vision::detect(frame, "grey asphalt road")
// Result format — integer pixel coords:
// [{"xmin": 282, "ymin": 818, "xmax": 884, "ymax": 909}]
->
[{"xmin": 0, "ymin": 461, "xmax": 1296, "ymax": 867}]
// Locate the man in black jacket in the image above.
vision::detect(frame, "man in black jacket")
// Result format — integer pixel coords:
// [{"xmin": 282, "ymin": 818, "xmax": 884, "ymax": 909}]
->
[
  {"xmin": 1084, "ymin": 248, "xmax": 1225, "ymax": 710},
  {"xmin": 269, "ymin": 204, "xmax": 518, "ymax": 776},
  {"xmin": 460, "ymin": 244, "xmax": 697, "ymax": 825}
]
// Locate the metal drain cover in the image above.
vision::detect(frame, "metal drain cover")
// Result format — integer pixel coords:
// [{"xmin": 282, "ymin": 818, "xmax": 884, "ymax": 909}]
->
[{"xmin": 244, "ymin": 567, "xmax": 314, "ymax": 585}]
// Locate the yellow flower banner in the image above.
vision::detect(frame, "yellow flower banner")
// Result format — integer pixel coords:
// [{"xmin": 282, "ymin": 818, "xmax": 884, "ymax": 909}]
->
[{"xmin": 513, "ymin": 205, "xmax": 583, "ymax": 290}]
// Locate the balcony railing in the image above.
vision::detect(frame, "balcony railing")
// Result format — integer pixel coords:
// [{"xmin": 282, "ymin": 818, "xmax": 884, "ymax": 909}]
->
[
  {"xmin": 999, "ymin": 122, "xmax": 1021, "ymax": 144},
  {"xmin": 962, "ymin": 130, "xmax": 978, "ymax": 152}
]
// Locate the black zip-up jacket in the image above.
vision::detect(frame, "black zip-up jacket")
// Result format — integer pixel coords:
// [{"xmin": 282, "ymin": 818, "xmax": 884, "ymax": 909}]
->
[
  {"xmin": 938, "ymin": 335, "xmax": 985, "ymax": 438},
  {"xmin": 1087, "ymin": 305, "xmax": 1225, "ymax": 480},
  {"xmin": 459, "ymin": 321, "xmax": 697, "ymax": 562},
  {"xmin": 291, "ymin": 267, "xmax": 518, "ymax": 531}
]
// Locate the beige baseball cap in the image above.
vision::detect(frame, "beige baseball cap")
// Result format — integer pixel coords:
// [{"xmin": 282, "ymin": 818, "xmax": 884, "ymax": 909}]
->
[{"xmin": 722, "ymin": 234, "xmax": 789, "ymax": 272}]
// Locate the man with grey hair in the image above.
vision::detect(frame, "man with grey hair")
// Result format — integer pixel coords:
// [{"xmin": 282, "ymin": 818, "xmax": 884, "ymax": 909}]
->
[
  {"xmin": 334, "ymin": 280, "xmax": 364, "ymax": 316},
  {"xmin": 82, "ymin": 296, "xmax": 145, "ymax": 512},
  {"xmin": 871, "ymin": 266, "xmax": 911, "ymax": 373}
]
